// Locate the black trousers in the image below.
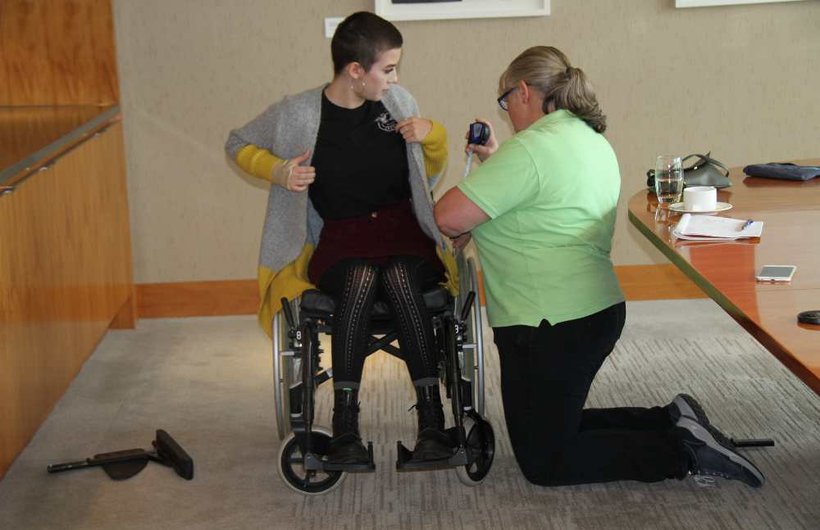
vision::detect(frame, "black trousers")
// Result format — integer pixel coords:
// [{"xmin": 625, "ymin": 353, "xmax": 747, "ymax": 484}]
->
[{"xmin": 493, "ymin": 302, "xmax": 689, "ymax": 486}]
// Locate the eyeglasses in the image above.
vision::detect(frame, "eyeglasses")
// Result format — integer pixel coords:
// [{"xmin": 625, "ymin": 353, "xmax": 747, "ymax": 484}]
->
[{"xmin": 497, "ymin": 87, "xmax": 517, "ymax": 111}]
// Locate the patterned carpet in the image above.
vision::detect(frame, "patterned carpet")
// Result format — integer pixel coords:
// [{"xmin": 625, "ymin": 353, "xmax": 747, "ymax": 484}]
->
[{"xmin": 0, "ymin": 299, "xmax": 817, "ymax": 530}]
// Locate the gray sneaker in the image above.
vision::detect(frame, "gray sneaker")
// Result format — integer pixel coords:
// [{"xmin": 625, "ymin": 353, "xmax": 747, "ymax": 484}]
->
[
  {"xmin": 670, "ymin": 393, "xmax": 732, "ymax": 447},
  {"xmin": 669, "ymin": 393, "xmax": 708, "ymax": 424},
  {"xmin": 677, "ymin": 417, "xmax": 765, "ymax": 488}
]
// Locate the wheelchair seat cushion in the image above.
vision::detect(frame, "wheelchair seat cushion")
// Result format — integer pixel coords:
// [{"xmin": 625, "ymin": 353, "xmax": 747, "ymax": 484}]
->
[{"xmin": 300, "ymin": 287, "xmax": 451, "ymax": 320}]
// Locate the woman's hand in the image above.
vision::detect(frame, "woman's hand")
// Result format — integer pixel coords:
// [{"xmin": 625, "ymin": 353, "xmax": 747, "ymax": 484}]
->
[
  {"xmin": 450, "ymin": 232, "xmax": 472, "ymax": 251},
  {"xmin": 271, "ymin": 149, "xmax": 315, "ymax": 192},
  {"xmin": 465, "ymin": 118, "xmax": 499, "ymax": 162},
  {"xmin": 396, "ymin": 117, "xmax": 432, "ymax": 144}
]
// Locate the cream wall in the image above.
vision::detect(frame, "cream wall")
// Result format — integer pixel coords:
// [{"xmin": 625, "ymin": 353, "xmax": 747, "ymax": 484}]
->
[{"xmin": 113, "ymin": 0, "xmax": 820, "ymax": 283}]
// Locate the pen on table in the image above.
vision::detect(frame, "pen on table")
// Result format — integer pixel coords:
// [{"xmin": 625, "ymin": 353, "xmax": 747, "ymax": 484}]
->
[{"xmin": 739, "ymin": 219, "xmax": 754, "ymax": 231}]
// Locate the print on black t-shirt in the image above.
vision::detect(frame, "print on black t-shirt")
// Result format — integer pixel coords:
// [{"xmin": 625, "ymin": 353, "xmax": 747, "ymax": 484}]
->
[{"xmin": 375, "ymin": 112, "xmax": 397, "ymax": 132}]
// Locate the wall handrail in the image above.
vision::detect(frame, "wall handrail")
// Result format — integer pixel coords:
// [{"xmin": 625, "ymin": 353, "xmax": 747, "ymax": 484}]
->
[{"xmin": 0, "ymin": 105, "xmax": 121, "ymax": 195}]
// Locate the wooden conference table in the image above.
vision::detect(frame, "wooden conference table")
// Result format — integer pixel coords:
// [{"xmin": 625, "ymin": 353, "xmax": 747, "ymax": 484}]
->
[{"xmin": 628, "ymin": 159, "xmax": 820, "ymax": 394}]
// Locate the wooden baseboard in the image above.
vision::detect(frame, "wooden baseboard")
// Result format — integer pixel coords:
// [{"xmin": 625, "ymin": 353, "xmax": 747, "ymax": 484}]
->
[
  {"xmin": 135, "ymin": 265, "xmax": 705, "ymax": 319},
  {"xmin": 109, "ymin": 291, "xmax": 138, "ymax": 329},
  {"xmin": 136, "ymin": 280, "xmax": 259, "ymax": 318}
]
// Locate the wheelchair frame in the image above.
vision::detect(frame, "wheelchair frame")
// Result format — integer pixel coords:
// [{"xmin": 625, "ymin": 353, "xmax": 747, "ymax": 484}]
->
[{"xmin": 272, "ymin": 255, "xmax": 493, "ymax": 494}]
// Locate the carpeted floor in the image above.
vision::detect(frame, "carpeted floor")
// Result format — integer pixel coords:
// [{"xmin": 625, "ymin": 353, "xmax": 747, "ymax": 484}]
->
[{"xmin": 0, "ymin": 299, "xmax": 817, "ymax": 530}]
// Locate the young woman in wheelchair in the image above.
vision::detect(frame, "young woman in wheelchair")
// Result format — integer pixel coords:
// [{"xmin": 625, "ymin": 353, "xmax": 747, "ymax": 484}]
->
[{"xmin": 225, "ymin": 12, "xmax": 456, "ymax": 466}]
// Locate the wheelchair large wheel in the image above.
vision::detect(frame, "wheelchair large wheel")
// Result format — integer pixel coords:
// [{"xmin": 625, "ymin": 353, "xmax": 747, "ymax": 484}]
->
[
  {"xmin": 454, "ymin": 415, "xmax": 495, "ymax": 486},
  {"xmin": 277, "ymin": 427, "xmax": 346, "ymax": 495}
]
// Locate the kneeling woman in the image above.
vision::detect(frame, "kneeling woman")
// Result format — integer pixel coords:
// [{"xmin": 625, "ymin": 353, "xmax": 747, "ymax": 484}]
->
[
  {"xmin": 225, "ymin": 12, "xmax": 454, "ymax": 464},
  {"xmin": 435, "ymin": 46, "xmax": 764, "ymax": 488}
]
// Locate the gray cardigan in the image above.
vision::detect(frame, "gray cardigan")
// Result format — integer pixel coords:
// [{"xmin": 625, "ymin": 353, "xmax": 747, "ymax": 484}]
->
[{"xmin": 226, "ymin": 84, "xmax": 443, "ymax": 275}]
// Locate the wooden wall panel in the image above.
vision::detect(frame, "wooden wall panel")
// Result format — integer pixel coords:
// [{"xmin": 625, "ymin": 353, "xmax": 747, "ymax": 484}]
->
[
  {"xmin": 0, "ymin": 1, "xmax": 55, "ymax": 104},
  {"xmin": 0, "ymin": 122, "xmax": 133, "ymax": 478},
  {"xmin": 0, "ymin": 0, "xmax": 118, "ymax": 105}
]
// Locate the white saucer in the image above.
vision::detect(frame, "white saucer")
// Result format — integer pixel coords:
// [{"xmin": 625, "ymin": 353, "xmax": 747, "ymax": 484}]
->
[{"xmin": 668, "ymin": 202, "xmax": 732, "ymax": 213}]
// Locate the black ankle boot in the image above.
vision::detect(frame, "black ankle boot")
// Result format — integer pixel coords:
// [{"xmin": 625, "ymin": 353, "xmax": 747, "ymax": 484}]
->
[
  {"xmin": 412, "ymin": 384, "xmax": 454, "ymax": 461},
  {"xmin": 325, "ymin": 388, "xmax": 369, "ymax": 465}
]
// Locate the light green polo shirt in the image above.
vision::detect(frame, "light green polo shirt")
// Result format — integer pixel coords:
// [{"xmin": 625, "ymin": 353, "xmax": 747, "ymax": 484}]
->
[{"xmin": 458, "ymin": 110, "xmax": 624, "ymax": 328}]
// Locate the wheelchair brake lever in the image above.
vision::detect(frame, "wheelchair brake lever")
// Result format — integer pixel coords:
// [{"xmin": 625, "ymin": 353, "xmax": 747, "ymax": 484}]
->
[
  {"xmin": 460, "ymin": 291, "xmax": 475, "ymax": 323},
  {"xmin": 280, "ymin": 297, "xmax": 296, "ymax": 331}
]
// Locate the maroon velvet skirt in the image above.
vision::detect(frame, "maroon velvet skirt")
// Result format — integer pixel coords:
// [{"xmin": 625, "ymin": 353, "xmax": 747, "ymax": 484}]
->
[{"xmin": 308, "ymin": 199, "xmax": 442, "ymax": 285}]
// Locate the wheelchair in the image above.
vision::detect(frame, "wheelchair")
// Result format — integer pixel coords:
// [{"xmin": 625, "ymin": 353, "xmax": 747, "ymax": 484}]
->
[{"xmin": 272, "ymin": 254, "xmax": 494, "ymax": 495}]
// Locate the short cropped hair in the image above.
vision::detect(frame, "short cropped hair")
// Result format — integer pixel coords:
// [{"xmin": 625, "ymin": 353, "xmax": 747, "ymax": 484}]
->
[{"xmin": 331, "ymin": 12, "xmax": 403, "ymax": 75}]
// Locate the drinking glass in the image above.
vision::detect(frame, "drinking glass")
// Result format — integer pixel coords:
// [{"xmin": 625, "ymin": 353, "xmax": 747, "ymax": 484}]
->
[{"xmin": 654, "ymin": 155, "xmax": 684, "ymax": 205}]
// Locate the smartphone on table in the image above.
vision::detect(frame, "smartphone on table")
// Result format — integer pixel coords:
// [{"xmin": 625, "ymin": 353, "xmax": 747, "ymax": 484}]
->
[{"xmin": 755, "ymin": 265, "xmax": 797, "ymax": 282}]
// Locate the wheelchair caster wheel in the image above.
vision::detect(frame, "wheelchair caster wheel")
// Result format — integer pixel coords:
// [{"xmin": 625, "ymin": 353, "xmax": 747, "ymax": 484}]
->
[
  {"xmin": 277, "ymin": 427, "xmax": 346, "ymax": 495},
  {"xmin": 455, "ymin": 416, "xmax": 495, "ymax": 486}
]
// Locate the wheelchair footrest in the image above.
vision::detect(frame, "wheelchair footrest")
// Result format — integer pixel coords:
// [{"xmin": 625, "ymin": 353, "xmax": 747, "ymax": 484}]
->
[
  {"xmin": 317, "ymin": 441, "xmax": 376, "ymax": 473},
  {"xmin": 395, "ymin": 441, "xmax": 468, "ymax": 472},
  {"xmin": 731, "ymin": 437, "xmax": 775, "ymax": 448}
]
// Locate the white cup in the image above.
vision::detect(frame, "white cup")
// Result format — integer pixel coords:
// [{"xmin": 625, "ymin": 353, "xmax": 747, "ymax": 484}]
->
[{"xmin": 683, "ymin": 186, "xmax": 717, "ymax": 212}]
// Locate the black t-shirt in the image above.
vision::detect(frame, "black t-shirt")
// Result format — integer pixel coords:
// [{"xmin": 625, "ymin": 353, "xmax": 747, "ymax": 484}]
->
[{"xmin": 309, "ymin": 92, "xmax": 410, "ymax": 220}]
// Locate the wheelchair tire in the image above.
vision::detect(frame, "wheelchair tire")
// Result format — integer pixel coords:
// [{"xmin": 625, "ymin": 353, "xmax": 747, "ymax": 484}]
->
[
  {"xmin": 454, "ymin": 415, "xmax": 495, "ymax": 486},
  {"xmin": 277, "ymin": 427, "xmax": 346, "ymax": 495}
]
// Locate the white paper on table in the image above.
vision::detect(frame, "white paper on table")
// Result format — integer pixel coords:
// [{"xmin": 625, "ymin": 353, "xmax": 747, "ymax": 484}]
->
[{"xmin": 672, "ymin": 213, "xmax": 764, "ymax": 241}]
